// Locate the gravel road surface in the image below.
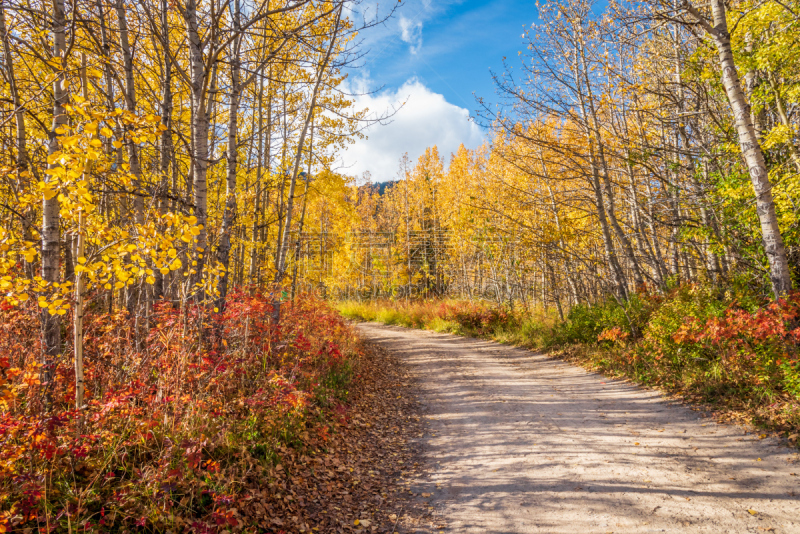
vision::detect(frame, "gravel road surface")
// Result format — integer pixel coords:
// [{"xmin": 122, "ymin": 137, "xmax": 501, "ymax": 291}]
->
[{"xmin": 357, "ymin": 323, "xmax": 800, "ymax": 534}]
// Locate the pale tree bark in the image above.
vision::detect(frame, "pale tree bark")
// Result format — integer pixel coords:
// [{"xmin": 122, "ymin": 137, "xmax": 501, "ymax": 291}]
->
[
  {"xmin": 0, "ymin": 0, "xmax": 35, "ymax": 280},
  {"xmin": 216, "ymin": 0, "xmax": 242, "ymax": 311},
  {"xmin": 573, "ymin": 62, "xmax": 628, "ymax": 299},
  {"xmin": 767, "ymin": 72, "xmax": 800, "ymax": 173},
  {"xmin": 42, "ymin": 0, "xmax": 68, "ymax": 399},
  {"xmin": 1, "ymin": 1, "xmax": 27, "ymax": 173},
  {"xmin": 291, "ymin": 123, "xmax": 314, "ymax": 300},
  {"xmin": 249, "ymin": 75, "xmax": 266, "ymax": 280},
  {"xmin": 74, "ymin": 54, "xmax": 89, "ymax": 414},
  {"xmin": 574, "ymin": 28, "xmax": 645, "ymax": 291},
  {"xmin": 183, "ymin": 0, "xmax": 211, "ymax": 292},
  {"xmin": 154, "ymin": 0, "xmax": 173, "ymax": 300},
  {"xmin": 682, "ymin": 0, "xmax": 792, "ymax": 297},
  {"xmin": 273, "ymin": 4, "xmax": 344, "ymax": 319},
  {"xmin": 116, "ymin": 0, "xmax": 144, "ymax": 225},
  {"xmin": 96, "ymin": 0, "xmax": 118, "ymax": 175}
]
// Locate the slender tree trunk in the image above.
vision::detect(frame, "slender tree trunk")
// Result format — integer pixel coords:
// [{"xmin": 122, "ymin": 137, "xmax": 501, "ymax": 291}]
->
[
  {"xmin": 291, "ymin": 124, "xmax": 314, "ymax": 299},
  {"xmin": 42, "ymin": 0, "xmax": 68, "ymax": 401},
  {"xmin": 74, "ymin": 54, "xmax": 89, "ymax": 415},
  {"xmin": 1, "ymin": 1, "xmax": 35, "ymax": 280},
  {"xmin": 154, "ymin": 0, "xmax": 173, "ymax": 300},
  {"xmin": 249, "ymin": 75, "xmax": 265, "ymax": 280},
  {"xmin": 116, "ymin": 0, "xmax": 143, "ymax": 225},
  {"xmin": 684, "ymin": 0, "xmax": 792, "ymax": 297},
  {"xmin": 184, "ymin": 0, "xmax": 211, "ymax": 293},
  {"xmin": 216, "ymin": 0, "xmax": 242, "ymax": 311},
  {"xmin": 575, "ymin": 30, "xmax": 644, "ymax": 291},
  {"xmin": 273, "ymin": 5, "xmax": 343, "ymax": 319}
]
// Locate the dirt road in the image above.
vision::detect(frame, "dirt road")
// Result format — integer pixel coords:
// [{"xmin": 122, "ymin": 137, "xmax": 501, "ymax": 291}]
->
[{"xmin": 357, "ymin": 323, "xmax": 800, "ymax": 534}]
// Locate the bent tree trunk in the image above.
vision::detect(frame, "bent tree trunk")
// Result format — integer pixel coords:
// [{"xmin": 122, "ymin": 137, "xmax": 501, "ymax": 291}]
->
[{"xmin": 684, "ymin": 0, "xmax": 792, "ymax": 297}]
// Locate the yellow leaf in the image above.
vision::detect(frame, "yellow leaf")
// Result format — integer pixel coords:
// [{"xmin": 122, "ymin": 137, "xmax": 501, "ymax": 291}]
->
[{"xmin": 748, "ymin": 509, "xmax": 758, "ymax": 515}]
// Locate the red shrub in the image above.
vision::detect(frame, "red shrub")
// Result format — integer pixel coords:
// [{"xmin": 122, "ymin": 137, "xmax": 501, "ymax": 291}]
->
[{"xmin": 0, "ymin": 290, "xmax": 360, "ymax": 533}]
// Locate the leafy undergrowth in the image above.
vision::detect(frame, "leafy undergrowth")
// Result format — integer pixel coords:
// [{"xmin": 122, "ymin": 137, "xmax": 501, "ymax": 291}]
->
[
  {"xmin": 338, "ymin": 288, "xmax": 800, "ymax": 441},
  {"xmin": 0, "ymin": 291, "xmax": 426, "ymax": 533},
  {"xmin": 337, "ymin": 299, "xmax": 551, "ymax": 341}
]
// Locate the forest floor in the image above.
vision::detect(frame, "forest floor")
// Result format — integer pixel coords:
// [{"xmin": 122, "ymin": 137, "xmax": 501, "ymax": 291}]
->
[
  {"xmin": 244, "ymin": 336, "xmax": 439, "ymax": 534},
  {"xmin": 357, "ymin": 322, "xmax": 800, "ymax": 534}
]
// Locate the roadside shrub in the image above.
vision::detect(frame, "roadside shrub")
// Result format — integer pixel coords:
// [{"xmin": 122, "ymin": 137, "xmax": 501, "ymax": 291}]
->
[
  {"xmin": 546, "ymin": 292, "xmax": 657, "ymax": 347},
  {"xmin": 0, "ymin": 292, "xmax": 360, "ymax": 533},
  {"xmin": 340, "ymin": 286, "xmax": 800, "ymax": 433}
]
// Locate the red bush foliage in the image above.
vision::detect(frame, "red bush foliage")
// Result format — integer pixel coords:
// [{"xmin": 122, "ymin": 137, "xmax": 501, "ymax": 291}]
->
[{"xmin": 0, "ymin": 290, "xmax": 360, "ymax": 533}]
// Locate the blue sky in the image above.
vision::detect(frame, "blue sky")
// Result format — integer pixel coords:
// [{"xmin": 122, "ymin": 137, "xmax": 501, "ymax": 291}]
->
[
  {"xmin": 339, "ymin": 0, "xmax": 540, "ymax": 181},
  {"xmin": 363, "ymin": 0, "xmax": 539, "ymax": 111}
]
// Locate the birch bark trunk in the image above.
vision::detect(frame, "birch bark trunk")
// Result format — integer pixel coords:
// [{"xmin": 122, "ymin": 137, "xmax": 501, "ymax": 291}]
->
[
  {"xmin": 74, "ymin": 54, "xmax": 89, "ymax": 414},
  {"xmin": 216, "ymin": 0, "xmax": 242, "ymax": 311},
  {"xmin": 683, "ymin": 0, "xmax": 792, "ymax": 297},
  {"xmin": 154, "ymin": 0, "xmax": 173, "ymax": 300},
  {"xmin": 575, "ymin": 30, "xmax": 644, "ymax": 290},
  {"xmin": 273, "ymin": 4, "xmax": 343, "ymax": 319},
  {"xmin": 249, "ymin": 75, "xmax": 265, "ymax": 280},
  {"xmin": 184, "ymin": 0, "xmax": 211, "ymax": 293},
  {"xmin": 116, "ymin": 0, "xmax": 144, "ymax": 225},
  {"xmin": 42, "ymin": 0, "xmax": 67, "ymax": 398},
  {"xmin": 571, "ymin": 36, "xmax": 628, "ymax": 299},
  {"xmin": 0, "ymin": 1, "xmax": 35, "ymax": 280}
]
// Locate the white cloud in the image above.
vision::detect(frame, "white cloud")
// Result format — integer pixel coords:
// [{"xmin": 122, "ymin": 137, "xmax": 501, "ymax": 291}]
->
[
  {"xmin": 338, "ymin": 78, "xmax": 486, "ymax": 182},
  {"xmin": 398, "ymin": 15, "xmax": 423, "ymax": 54}
]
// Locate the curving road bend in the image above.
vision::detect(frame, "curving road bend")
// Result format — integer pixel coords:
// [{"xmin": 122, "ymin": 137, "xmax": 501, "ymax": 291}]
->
[{"xmin": 357, "ymin": 323, "xmax": 800, "ymax": 534}]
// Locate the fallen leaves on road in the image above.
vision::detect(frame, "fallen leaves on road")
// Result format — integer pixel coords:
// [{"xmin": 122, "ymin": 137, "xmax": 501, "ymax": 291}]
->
[{"xmin": 233, "ymin": 341, "xmax": 429, "ymax": 533}]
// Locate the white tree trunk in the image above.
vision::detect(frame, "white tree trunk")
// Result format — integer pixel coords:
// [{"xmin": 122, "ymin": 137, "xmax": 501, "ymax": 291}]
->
[
  {"xmin": 42, "ymin": 0, "xmax": 67, "ymax": 395},
  {"xmin": 273, "ymin": 4, "xmax": 344, "ymax": 320},
  {"xmin": 216, "ymin": 0, "xmax": 242, "ymax": 310},
  {"xmin": 184, "ymin": 0, "xmax": 210, "ymax": 291},
  {"xmin": 684, "ymin": 0, "xmax": 792, "ymax": 297},
  {"xmin": 116, "ymin": 0, "xmax": 144, "ymax": 225}
]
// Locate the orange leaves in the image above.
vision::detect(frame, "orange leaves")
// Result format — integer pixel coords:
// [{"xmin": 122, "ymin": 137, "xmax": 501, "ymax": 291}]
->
[
  {"xmin": 0, "ymin": 292, "xmax": 361, "ymax": 532},
  {"xmin": 672, "ymin": 295, "xmax": 800, "ymax": 348},
  {"xmin": 598, "ymin": 326, "xmax": 630, "ymax": 343}
]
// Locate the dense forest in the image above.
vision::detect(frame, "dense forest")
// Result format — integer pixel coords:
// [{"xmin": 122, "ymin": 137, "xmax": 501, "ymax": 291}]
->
[
  {"xmin": 2, "ymin": 0, "xmax": 800, "ymax": 530},
  {"xmin": 346, "ymin": 0, "xmax": 800, "ymax": 308}
]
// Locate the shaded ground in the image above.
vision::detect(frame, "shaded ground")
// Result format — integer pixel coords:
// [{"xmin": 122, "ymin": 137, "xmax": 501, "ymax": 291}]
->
[
  {"xmin": 357, "ymin": 323, "xmax": 800, "ymax": 534},
  {"xmin": 247, "ymin": 341, "xmax": 432, "ymax": 533}
]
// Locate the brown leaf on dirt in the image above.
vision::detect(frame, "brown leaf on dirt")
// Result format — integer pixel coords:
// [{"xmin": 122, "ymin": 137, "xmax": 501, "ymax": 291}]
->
[{"xmin": 233, "ymin": 341, "xmax": 431, "ymax": 533}]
